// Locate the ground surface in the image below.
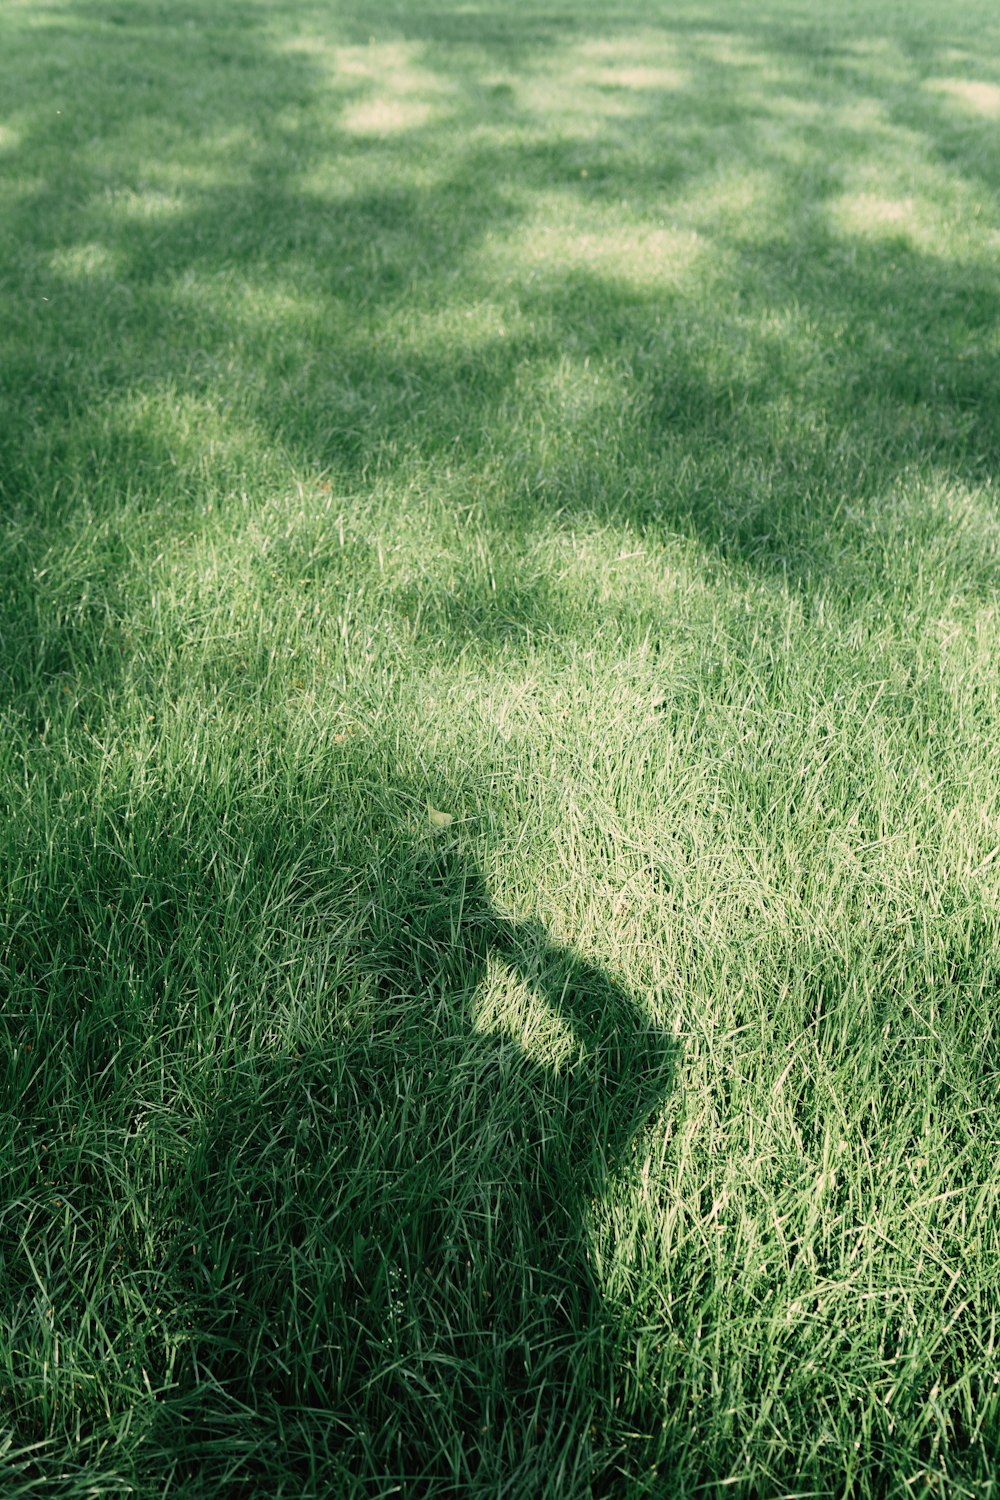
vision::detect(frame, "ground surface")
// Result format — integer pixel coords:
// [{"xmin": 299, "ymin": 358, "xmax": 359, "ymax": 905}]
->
[{"xmin": 2, "ymin": 1, "xmax": 1000, "ymax": 1495}]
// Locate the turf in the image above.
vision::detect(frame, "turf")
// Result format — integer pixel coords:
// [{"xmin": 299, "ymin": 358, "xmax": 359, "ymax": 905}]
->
[{"xmin": 2, "ymin": 0, "xmax": 1000, "ymax": 1495}]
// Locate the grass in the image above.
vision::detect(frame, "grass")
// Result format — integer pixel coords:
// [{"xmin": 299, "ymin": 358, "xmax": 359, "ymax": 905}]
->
[{"xmin": 2, "ymin": 0, "xmax": 1000, "ymax": 1493}]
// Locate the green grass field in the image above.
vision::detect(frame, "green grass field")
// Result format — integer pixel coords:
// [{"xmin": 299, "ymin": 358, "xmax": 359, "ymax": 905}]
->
[{"xmin": 2, "ymin": 0, "xmax": 1000, "ymax": 1494}]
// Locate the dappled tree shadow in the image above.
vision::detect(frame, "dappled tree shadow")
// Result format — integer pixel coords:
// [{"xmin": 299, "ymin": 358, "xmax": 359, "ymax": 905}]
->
[{"xmin": 2, "ymin": 0, "xmax": 999, "ymax": 625}]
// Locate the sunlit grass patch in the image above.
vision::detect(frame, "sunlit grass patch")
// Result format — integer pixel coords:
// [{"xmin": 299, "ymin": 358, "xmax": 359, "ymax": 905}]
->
[
  {"xmin": 568, "ymin": 33, "xmax": 690, "ymax": 93},
  {"xmin": 476, "ymin": 205, "xmax": 708, "ymax": 294},
  {"xmin": 278, "ymin": 35, "xmax": 457, "ymax": 135},
  {"xmin": 513, "ymin": 32, "xmax": 689, "ymax": 129},
  {"xmin": 675, "ymin": 164, "xmax": 786, "ymax": 239},
  {"xmin": 694, "ymin": 29, "xmax": 790, "ymax": 79},
  {"xmin": 48, "ymin": 241, "xmax": 123, "ymax": 280},
  {"xmin": 472, "ymin": 954, "xmax": 580, "ymax": 1069},
  {"xmin": 829, "ymin": 190, "xmax": 949, "ymax": 251},
  {"xmin": 926, "ymin": 76, "xmax": 1000, "ymax": 119},
  {"xmin": 340, "ymin": 96, "xmax": 440, "ymax": 134},
  {"xmin": 135, "ymin": 133, "xmax": 261, "ymax": 191}
]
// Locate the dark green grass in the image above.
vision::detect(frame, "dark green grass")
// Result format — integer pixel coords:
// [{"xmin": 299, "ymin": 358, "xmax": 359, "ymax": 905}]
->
[{"xmin": 2, "ymin": 0, "xmax": 1000, "ymax": 1494}]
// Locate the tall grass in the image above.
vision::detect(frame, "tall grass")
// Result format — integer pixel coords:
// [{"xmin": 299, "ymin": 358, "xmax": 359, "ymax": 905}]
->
[{"xmin": 2, "ymin": 0, "xmax": 1000, "ymax": 1494}]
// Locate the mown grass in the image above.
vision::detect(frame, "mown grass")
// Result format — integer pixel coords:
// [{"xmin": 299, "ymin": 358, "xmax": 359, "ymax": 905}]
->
[{"xmin": 2, "ymin": 0, "xmax": 1000, "ymax": 1494}]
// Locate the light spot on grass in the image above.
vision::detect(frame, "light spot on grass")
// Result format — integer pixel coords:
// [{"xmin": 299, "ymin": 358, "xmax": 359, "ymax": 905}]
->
[
  {"xmin": 479, "ymin": 209, "xmax": 705, "ymax": 292},
  {"xmin": 835, "ymin": 193, "xmax": 915, "ymax": 229},
  {"xmin": 145, "ymin": 132, "xmax": 257, "ymax": 190},
  {"xmin": 828, "ymin": 192, "xmax": 943, "ymax": 252},
  {"xmin": 473, "ymin": 956, "xmax": 578, "ymax": 1069},
  {"xmin": 102, "ymin": 184, "xmax": 187, "ymax": 222},
  {"xmin": 49, "ymin": 242, "xmax": 121, "ymax": 280},
  {"xmin": 838, "ymin": 36, "xmax": 910, "ymax": 83},
  {"xmin": 572, "ymin": 37, "xmax": 688, "ymax": 91},
  {"xmin": 926, "ymin": 77, "xmax": 1000, "ymax": 119},
  {"xmin": 763, "ymin": 93, "xmax": 824, "ymax": 121},
  {"xmin": 590, "ymin": 64, "xmax": 686, "ymax": 90},
  {"xmin": 529, "ymin": 355, "xmax": 631, "ymax": 431},
  {"xmin": 680, "ymin": 165, "xmax": 782, "ymax": 240},
  {"xmin": 696, "ymin": 31, "xmax": 786, "ymax": 80},
  {"xmin": 515, "ymin": 75, "xmax": 638, "ymax": 126},
  {"xmin": 280, "ymin": 36, "xmax": 453, "ymax": 135},
  {"xmin": 0, "ymin": 122, "xmax": 20, "ymax": 152},
  {"xmin": 383, "ymin": 301, "xmax": 529, "ymax": 357},
  {"xmin": 280, "ymin": 38, "xmax": 435, "ymax": 89},
  {"xmin": 832, "ymin": 96, "xmax": 892, "ymax": 132},
  {"xmin": 161, "ymin": 269, "xmax": 323, "ymax": 355},
  {"xmin": 341, "ymin": 97, "xmax": 440, "ymax": 135},
  {"xmin": 516, "ymin": 33, "xmax": 688, "ymax": 126},
  {"xmin": 84, "ymin": 387, "xmax": 270, "ymax": 498}
]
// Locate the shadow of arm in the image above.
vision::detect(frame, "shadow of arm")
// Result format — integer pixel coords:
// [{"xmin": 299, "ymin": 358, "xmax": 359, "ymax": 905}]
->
[{"xmin": 486, "ymin": 912, "xmax": 677, "ymax": 1181}]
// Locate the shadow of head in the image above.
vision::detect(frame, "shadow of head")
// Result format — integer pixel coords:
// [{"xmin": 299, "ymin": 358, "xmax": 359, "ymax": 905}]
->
[
  {"xmin": 361, "ymin": 829, "xmax": 676, "ymax": 1188},
  {"xmin": 170, "ymin": 825, "xmax": 677, "ymax": 1479}
]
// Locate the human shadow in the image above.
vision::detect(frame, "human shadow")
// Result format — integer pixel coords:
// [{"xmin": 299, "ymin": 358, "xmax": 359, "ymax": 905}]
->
[{"xmin": 153, "ymin": 821, "xmax": 677, "ymax": 1493}]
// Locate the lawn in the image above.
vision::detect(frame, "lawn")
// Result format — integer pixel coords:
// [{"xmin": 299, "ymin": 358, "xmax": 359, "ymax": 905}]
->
[{"xmin": 2, "ymin": 0, "xmax": 1000, "ymax": 1494}]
